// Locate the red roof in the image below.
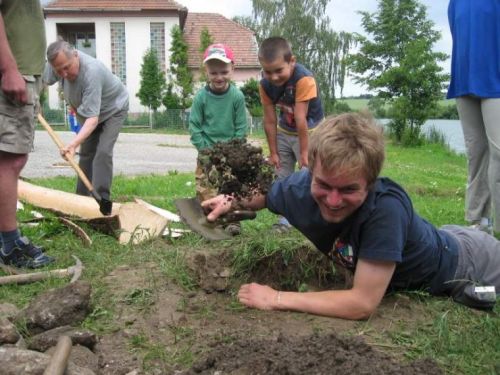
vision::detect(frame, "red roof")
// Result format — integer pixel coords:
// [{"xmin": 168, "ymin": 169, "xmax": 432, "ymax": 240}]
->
[
  {"xmin": 184, "ymin": 13, "xmax": 260, "ymax": 69},
  {"xmin": 44, "ymin": 0, "xmax": 185, "ymax": 11}
]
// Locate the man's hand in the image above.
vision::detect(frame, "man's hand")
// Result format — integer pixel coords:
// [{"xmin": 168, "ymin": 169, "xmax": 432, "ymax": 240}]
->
[
  {"xmin": 268, "ymin": 153, "xmax": 280, "ymax": 169},
  {"xmin": 60, "ymin": 143, "xmax": 77, "ymax": 160},
  {"xmin": 201, "ymin": 195, "xmax": 233, "ymax": 222},
  {"xmin": 299, "ymin": 151, "xmax": 308, "ymax": 169},
  {"xmin": 238, "ymin": 282, "xmax": 279, "ymax": 310},
  {"xmin": 1, "ymin": 69, "xmax": 27, "ymax": 104}
]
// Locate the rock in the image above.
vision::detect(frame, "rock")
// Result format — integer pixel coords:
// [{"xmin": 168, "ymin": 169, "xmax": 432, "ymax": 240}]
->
[
  {"xmin": 0, "ymin": 347, "xmax": 95, "ymax": 374},
  {"xmin": 16, "ymin": 281, "xmax": 91, "ymax": 335},
  {"xmin": 29, "ymin": 325, "xmax": 98, "ymax": 352},
  {"xmin": 0, "ymin": 303, "xmax": 19, "ymax": 320},
  {"xmin": 0, "ymin": 317, "xmax": 20, "ymax": 345},
  {"xmin": 46, "ymin": 344, "xmax": 99, "ymax": 374}
]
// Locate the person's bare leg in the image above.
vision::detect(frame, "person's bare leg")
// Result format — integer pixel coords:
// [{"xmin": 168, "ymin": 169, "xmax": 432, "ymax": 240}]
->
[{"xmin": 0, "ymin": 151, "xmax": 27, "ymax": 232}]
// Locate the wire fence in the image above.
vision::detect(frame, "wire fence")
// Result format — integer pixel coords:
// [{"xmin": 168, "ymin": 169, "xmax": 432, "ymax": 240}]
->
[{"xmin": 39, "ymin": 106, "xmax": 266, "ymax": 136}]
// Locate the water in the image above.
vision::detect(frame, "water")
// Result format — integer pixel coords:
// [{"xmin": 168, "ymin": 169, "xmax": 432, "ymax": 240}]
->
[
  {"xmin": 422, "ymin": 119, "xmax": 465, "ymax": 154},
  {"xmin": 380, "ymin": 119, "xmax": 465, "ymax": 154}
]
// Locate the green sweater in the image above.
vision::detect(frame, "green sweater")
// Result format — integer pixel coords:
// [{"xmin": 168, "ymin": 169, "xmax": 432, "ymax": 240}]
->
[{"xmin": 189, "ymin": 84, "xmax": 248, "ymax": 151}]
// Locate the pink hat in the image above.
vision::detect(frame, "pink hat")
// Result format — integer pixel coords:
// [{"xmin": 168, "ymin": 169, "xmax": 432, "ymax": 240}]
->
[{"xmin": 203, "ymin": 43, "xmax": 234, "ymax": 64}]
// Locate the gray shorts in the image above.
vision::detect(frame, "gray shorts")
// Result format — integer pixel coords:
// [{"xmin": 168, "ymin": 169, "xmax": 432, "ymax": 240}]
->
[
  {"xmin": 276, "ymin": 131, "xmax": 300, "ymax": 179},
  {"xmin": 0, "ymin": 75, "xmax": 42, "ymax": 154},
  {"xmin": 441, "ymin": 225, "xmax": 500, "ymax": 309}
]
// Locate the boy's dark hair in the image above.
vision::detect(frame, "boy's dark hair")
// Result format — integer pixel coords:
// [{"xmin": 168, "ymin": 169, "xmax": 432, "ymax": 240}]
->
[{"xmin": 258, "ymin": 37, "xmax": 293, "ymax": 63}]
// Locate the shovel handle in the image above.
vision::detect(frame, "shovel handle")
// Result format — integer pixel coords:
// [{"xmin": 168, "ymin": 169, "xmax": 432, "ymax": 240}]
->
[
  {"xmin": 37, "ymin": 114, "xmax": 94, "ymax": 193},
  {"xmin": 43, "ymin": 336, "xmax": 73, "ymax": 375}
]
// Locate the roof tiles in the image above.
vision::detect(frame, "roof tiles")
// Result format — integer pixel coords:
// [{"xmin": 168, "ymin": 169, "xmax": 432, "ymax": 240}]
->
[
  {"xmin": 44, "ymin": 0, "xmax": 185, "ymax": 11},
  {"xmin": 183, "ymin": 13, "xmax": 259, "ymax": 68}
]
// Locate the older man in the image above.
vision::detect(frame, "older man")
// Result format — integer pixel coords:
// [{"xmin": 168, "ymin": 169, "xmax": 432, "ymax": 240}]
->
[
  {"xmin": 0, "ymin": 0, "xmax": 54, "ymax": 268},
  {"xmin": 44, "ymin": 41, "xmax": 129, "ymax": 201}
]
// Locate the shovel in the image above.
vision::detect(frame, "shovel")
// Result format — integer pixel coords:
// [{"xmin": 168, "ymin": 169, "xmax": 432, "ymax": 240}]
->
[
  {"xmin": 175, "ymin": 197, "xmax": 256, "ymax": 241},
  {"xmin": 37, "ymin": 114, "xmax": 112, "ymax": 215}
]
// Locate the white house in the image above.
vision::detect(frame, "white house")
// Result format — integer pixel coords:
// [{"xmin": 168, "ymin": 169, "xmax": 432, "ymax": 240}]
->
[{"xmin": 43, "ymin": 0, "xmax": 260, "ymax": 114}]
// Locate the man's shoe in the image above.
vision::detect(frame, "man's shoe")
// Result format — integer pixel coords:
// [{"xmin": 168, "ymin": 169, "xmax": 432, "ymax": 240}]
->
[{"xmin": 0, "ymin": 237, "xmax": 54, "ymax": 268}]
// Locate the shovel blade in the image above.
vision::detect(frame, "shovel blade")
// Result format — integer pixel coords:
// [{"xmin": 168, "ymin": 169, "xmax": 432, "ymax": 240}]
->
[{"xmin": 175, "ymin": 198, "xmax": 232, "ymax": 241}]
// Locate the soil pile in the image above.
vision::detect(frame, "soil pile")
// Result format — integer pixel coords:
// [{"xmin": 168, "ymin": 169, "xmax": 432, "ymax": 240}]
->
[
  {"xmin": 198, "ymin": 138, "xmax": 274, "ymax": 200},
  {"xmin": 184, "ymin": 332, "xmax": 443, "ymax": 375}
]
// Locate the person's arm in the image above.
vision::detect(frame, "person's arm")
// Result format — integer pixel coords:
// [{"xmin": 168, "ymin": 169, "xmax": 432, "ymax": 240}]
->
[
  {"xmin": 42, "ymin": 61, "xmax": 60, "ymax": 86},
  {"xmin": 294, "ymin": 101, "xmax": 310, "ymax": 168},
  {"xmin": 61, "ymin": 116, "xmax": 99, "ymax": 158},
  {"xmin": 259, "ymin": 84, "xmax": 280, "ymax": 168},
  {"xmin": 233, "ymin": 90, "xmax": 248, "ymax": 139},
  {"xmin": 238, "ymin": 259, "xmax": 396, "ymax": 320},
  {"xmin": 61, "ymin": 71, "xmax": 102, "ymax": 158},
  {"xmin": 0, "ymin": 13, "xmax": 26, "ymax": 104},
  {"xmin": 202, "ymin": 193, "xmax": 267, "ymax": 222},
  {"xmin": 188, "ymin": 93, "xmax": 207, "ymax": 151},
  {"xmin": 262, "ymin": 103, "xmax": 279, "ymax": 168}
]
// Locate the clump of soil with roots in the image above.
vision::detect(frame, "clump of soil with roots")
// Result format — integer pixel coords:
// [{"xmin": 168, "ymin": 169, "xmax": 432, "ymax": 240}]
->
[{"xmin": 198, "ymin": 138, "xmax": 274, "ymax": 201}]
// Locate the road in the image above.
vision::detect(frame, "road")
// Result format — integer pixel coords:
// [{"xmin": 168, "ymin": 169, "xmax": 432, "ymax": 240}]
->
[{"xmin": 22, "ymin": 130, "xmax": 197, "ymax": 179}]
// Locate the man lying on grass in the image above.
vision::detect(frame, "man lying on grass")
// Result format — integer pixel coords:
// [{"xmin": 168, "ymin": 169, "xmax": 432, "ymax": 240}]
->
[{"xmin": 202, "ymin": 113, "xmax": 500, "ymax": 320}]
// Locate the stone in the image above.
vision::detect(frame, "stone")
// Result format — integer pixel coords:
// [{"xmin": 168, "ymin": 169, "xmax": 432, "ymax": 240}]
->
[
  {"xmin": 16, "ymin": 281, "xmax": 91, "ymax": 335},
  {"xmin": 0, "ymin": 347, "xmax": 95, "ymax": 374},
  {"xmin": 29, "ymin": 325, "xmax": 98, "ymax": 352},
  {"xmin": 46, "ymin": 344, "xmax": 99, "ymax": 374},
  {"xmin": 0, "ymin": 303, "xmax": 20, "ymax": 320},
  {"xmin": 0, "ymin": 317, "xmax": 20, "ymax": 345}
]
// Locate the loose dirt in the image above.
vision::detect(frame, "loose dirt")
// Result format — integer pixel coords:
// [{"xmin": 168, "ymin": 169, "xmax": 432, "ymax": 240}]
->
[
  {"xmin": 198, "ymin": 138, "xmax": 274, "ymax": 200},
  {"xmin": 93, "ymin": 244, "xmax": 443, "ymax": 374}
]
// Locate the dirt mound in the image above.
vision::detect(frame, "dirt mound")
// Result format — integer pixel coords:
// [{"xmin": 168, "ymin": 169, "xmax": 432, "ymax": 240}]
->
[
  {"xmin": 198, "ymin": 138, "xmax": 274, "ymax": 200},
  {"xmin": 183, "ymin": 332, "xmax": 443, "ymax": 375}
]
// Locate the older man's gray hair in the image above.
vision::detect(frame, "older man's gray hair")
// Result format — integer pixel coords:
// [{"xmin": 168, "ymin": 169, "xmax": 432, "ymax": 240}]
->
[{"xmin": 46, "ymin": 40, "xmax": 75, "ymax": 63}]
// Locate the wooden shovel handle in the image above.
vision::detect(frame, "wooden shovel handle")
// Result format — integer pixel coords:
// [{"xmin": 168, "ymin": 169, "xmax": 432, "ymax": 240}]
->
[
  {"xmin": 37, "ymin": 114, "xmax": 94, "ymax": 192},
  {"xmin": 43, "ymin": 335, "xmax": 73, "ymax": 375}
]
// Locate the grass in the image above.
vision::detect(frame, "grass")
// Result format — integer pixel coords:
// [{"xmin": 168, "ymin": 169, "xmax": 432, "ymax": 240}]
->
[{"xmin": 4, "ymin": 139, "xmax": 499, "ymax": 374}]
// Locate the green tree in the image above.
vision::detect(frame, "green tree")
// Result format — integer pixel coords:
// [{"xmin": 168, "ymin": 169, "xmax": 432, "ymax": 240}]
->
[
  {"xmin": 166, "ymin": 25, "xmax": 193, "ymax": 109},
  {"xmin": 239, "ymin": 0, "xmax": 356, "ymax": 107},
  {"xmin": 350, "ymin": 0, "xmax": 448, "ymax": 144},
  {"xmin": 241, "ymin": 78, "xmax": 262, "ymax": 116},
  {"xmin": 137, "ymin": 48, "xmax": 165, "ymax": 127},
  {"xmin": 198, "ymin": 27, "xmax": 214, "ymax": 83}
]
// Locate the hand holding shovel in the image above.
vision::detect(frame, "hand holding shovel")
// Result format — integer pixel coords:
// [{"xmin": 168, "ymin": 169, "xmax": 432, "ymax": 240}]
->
[{"xmin": 37, "ymin": 114, "xmax": 112, "ymax": 215}]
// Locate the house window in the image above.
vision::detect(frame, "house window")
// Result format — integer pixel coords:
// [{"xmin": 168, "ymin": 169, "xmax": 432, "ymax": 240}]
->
[
  {"xmin": 110, "ymin": 22, "xmax": 126, "ymax": 84},
  {"xmin": 150, "ymin": 22, "xmax": 166, "ymax": 72}
]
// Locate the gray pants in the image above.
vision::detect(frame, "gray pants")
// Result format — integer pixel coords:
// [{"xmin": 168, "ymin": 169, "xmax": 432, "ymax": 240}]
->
[
  {"xmin": 276, "ymin": 131, "xmax": 301, "ymax": 179},
  {"xmin": 456, "ymin": 97, "xmax": 500, "ymax": 232},
  {"xmin": 441, "ymin": 225, "xmax": 500, "ymax": 309},
  {"xmin": 76, "ymin": 109, "xmax": 126, "ymax": 200}
]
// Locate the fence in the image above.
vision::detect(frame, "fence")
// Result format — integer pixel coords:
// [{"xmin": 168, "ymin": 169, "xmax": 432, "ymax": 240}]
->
[{"xmin": 39, "ymin": 106, "xmax": 266, "ymax": 136}]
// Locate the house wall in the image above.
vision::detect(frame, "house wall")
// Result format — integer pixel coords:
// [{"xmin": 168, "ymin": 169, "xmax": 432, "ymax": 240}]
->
[{"xmin": 45, "ymin": 15, "xmax": 178, "ymax": 114}]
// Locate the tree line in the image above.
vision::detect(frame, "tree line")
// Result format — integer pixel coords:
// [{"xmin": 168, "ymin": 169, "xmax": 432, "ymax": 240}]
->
[{"xmin": 138, "ymin": 0, "xmax": 450, "ymax": 145}]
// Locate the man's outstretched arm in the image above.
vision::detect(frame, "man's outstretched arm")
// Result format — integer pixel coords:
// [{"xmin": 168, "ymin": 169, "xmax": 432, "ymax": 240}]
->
[{"xmin": 238, "ymin": 259, "xmax": 396, "ymax": 320}]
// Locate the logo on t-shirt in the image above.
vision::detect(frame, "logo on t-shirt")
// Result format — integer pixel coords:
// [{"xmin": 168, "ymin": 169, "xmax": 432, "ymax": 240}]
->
[{"xmin": 329, "ymin": 237, "xmax": 355, "ymax": 271}]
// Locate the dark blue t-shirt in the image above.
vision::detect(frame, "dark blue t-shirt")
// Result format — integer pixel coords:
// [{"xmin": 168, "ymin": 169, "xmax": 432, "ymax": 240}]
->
[
  {"xmin": 447, "ymin": 0, "xmax": 500, "ymax": 98},
  {"xmin": 266, "ymin": 170, "xmax": 459, "ymax": 294}
]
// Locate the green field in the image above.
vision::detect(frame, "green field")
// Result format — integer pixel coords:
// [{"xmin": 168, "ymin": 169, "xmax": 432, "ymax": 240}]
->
[{"xmin": 337, "ymin": 98, "xmax": 456, "ymax": 112}]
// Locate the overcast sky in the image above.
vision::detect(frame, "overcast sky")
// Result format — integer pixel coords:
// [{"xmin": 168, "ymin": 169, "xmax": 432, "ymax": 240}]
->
[{"xmin": 176, "ymin": 0, "xmax": 452, "ymax": 96}]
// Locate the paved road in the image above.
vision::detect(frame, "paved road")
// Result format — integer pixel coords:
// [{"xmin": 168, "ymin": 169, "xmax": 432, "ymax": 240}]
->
[{"xmin": 22, "ymin": 130, "xmax": 197, "ymax": 179}]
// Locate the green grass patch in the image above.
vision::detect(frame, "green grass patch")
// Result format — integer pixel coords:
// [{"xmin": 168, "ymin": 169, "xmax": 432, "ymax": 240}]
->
[{"xmin": 5, "ymin": 139, "xmax": 498, "ymax": 374}]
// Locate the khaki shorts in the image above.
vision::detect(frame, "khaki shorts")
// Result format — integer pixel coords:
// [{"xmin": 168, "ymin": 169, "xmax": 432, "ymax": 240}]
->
[{"xmin": 0, "ymin": 75, "xmax": 42, "ymax": 154}]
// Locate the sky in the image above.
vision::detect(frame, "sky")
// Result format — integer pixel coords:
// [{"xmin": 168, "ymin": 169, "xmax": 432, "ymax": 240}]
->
[{"xmin": 176, "ymin": 0, "xmax": 452, "ymax": 96}]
